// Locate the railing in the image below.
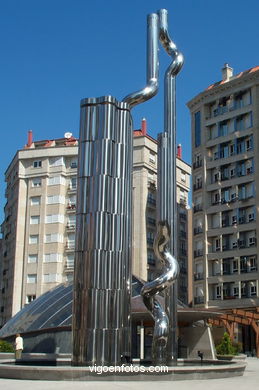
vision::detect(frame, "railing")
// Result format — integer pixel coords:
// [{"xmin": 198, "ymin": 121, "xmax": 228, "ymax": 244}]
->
[
  {"xmin": 147, "ymin": 197, "xmax": 156, "ymax": 206},
  {"xmin": 193, "ymin": 160, "xmax": 202, "ymax": 169},
  {"xmin": 194, "ymin": 296, "xmax": 204, "ymax": 304},
  {"xmin": 194, "ymin": 272, "xmax": 204, "ymax": 281},
  {"xmin": 194, "ymin": 226, "xmax": 203, "ymax": 235},
  {"xmin": 193, "ymin": 204, "xmax": 203, "ymax": 213},
  {"xmin": 194, "ymin": 249, "xmax": 203, "ymax": 258}
]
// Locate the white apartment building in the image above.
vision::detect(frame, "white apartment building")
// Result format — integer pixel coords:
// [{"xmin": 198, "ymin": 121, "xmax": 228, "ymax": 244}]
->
[
  {"xmin": 188, "ymin": 64, "xmax": 259, "ymax": 310},
  {"xmin": 0, "ymin": 122, "xmax": 191, "ymax": 326}
]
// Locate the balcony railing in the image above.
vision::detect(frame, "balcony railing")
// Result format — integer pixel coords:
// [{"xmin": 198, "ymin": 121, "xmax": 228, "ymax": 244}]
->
[
  {"xmin": 193, "ymin": 183, "xmax": 203, "ymax": 191},
  {"xmin": 194, "ymin": 249, "xmax": 203, "ymax": 258},
  {"xmin": 194, "ymin": 204, "xmax": 203, "ymax": 213},
  {"xmin": 193, "ymin": 160, "xmax": 202, "ymax": 169},
  {"xmin": 194, "ymin": 226, "xmax": 203, "ymax": 235},
  {"xmin": 194, "ymin": 272, "xmax": 204, "ymax": 281},
  {"xmin": 194, "ymin": 296, "xmax": 204, "ymax": 304},
  {"xmin": 147, "ymin": 198, "xmax": 156, "ymax": 207}
]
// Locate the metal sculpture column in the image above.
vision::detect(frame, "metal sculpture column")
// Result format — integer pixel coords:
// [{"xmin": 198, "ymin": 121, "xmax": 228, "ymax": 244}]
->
[
  {"xmin": 158, "ymin": 9, "xmax": 184, "ymax": 365},
  {"xmin": 72, "ymin": 13, "xmax": 159, "ymax": 366},
  {"xmin": 141, "ymin": 9, "xmax": 184, "ymax": 366}
]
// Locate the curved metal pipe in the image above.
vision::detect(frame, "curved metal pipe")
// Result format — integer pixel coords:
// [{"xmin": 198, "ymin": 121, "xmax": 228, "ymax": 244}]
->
[
  {"xmin": 122, "ymin": 13, "xmax": 159, "ymax": 108},
  {"xmin": 158, "ymin": 9, "xmax": 184, "ymax": 79},
  {"xmin": 141, "ymin": 221, "xmax": 179, "ymax": 364}
]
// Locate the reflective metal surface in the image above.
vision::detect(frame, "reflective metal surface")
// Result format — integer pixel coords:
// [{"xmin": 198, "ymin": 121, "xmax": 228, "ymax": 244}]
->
[
  {"xmin": 141, "ymin": 222, "xmax": 179, "ymax": 363},
  {"xmin": 122, "ymin": 13, "xmax": 159, "ymax": 108},
  {"xmin": 72, "ymin": 96, "xmax": 132, "ymax": 366},
  {"xmin": 0, "ymin": 276, "xmax": 145, "ymax": 338},
  {"xmin": 157, "ymin": 8, "xmax": 184, "ymax": 365}
]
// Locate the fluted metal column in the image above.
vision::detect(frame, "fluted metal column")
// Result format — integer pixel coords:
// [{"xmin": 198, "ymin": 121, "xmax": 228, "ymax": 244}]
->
[{"xmin": 72, "ymin": 96, "xmax": 132, "ymax": 366}]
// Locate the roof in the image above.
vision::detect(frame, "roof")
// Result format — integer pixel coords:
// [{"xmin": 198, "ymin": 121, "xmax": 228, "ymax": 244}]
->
[{"xmin": 206, "ymin": 66, "xmax": 259, "ymax": 91}]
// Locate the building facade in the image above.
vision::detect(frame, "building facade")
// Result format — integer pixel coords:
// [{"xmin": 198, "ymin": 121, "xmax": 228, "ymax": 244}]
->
[
  {"xmin": 188, "ymin": 64, "xmax": 259, "ymax": 310},
  {"xmin": 0, "ymin": 122, "xmax": 191, "ymax": 326},
  {"xmin": 132, "ymin": 119, "xmax": 191, "ymax": 304}
]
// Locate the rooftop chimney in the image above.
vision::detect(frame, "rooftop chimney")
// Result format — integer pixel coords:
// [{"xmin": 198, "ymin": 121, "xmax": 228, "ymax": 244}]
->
[
  {"xmin": 27, "ymin": 130, "xmax": 33, "ymax": 147},
  {"xmin": 177, "ymin": 144, "xmax": 182, "ymax": 159},
  {"xmin": 141, "ymin": 118, "xmax": 147, "ymax": 135},
  {"xmin": 222, "ymin": 63, "xmax": 233, "ymax": 82}
]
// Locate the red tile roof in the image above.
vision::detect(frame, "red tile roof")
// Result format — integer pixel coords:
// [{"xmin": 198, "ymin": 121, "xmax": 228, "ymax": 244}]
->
[{"xmin": 206, "ymin": 66, "xmax": 259, "ymax": 91}]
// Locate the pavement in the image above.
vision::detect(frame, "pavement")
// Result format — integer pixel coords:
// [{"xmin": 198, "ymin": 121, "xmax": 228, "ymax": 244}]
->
[{"xmin": 0, "ymin": 357, "xmax": 258, "ymax": 390}]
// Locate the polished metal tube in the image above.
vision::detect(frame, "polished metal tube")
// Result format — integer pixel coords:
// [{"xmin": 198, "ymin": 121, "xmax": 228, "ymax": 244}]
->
[
  {"xmin": 157, "ymin": 9, "xmax": 184, "ymax": 365},
  {"xmin": 141, "ymin": 222, "xmax": 179, "ymax": 364},
  {"xmin": 72, "ymin": 96, "xmax": 132, "ymax": 366},
  {"xmin": 122, "ymin": 13, "xmax": 159, "ymax": 108}
]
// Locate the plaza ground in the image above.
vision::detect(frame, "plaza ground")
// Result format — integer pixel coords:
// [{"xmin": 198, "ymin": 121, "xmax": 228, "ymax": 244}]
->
[{"xmin": 0, "ymin": 357, "xmax": 257, "ymax": 390}]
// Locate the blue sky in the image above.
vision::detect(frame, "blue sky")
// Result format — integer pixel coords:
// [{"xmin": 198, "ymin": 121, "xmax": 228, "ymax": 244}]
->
[{"xmin": 1, "ymin": 0, "xmax": 259, "ymax": 219}]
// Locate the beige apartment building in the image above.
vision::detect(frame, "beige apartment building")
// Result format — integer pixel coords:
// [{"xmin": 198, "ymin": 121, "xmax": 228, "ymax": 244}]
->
[
  {"xmin": 132, "ymin": 119, "xmax": 191, "ymax": 304},
  {"xmin": 0, "ymin": 121, "xmax": 191, "ymax": 326},
  {"xmin": 188, "ymin": 64, "xmax": 259, "ymax": 311}
]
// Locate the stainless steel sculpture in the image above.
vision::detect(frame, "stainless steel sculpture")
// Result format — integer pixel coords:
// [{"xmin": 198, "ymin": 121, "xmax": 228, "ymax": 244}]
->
[
  {"xmin": 72, "ymin": 13, "xmax": 159, "ymax": 366},
  {"xmin": 141, "ymin": 221, "xmax": 179, "ymax": 363},
  {"xmin": 72, "ymin": 8, "xmax": 183, "ymax": 367},
  {"xmin": 141, "ymin": 9, "xmax": 184, "ymax": 365}
]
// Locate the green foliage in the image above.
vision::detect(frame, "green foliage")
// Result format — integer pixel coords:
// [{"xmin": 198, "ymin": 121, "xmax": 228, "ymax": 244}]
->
[
  {"xmin": 216, "ymin": 332, "xmax": 236, "ymax": 355},
  {"xmin": 232, "ymin": 341, "xmax": 243, "ymax": 354},
  {"xmin": 0, "ymin": 339, "xmax": 14, "ymax": 352}
]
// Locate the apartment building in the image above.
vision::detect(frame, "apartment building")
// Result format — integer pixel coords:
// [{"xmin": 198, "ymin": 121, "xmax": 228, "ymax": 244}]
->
[
  {"xmin": 0, "ymin": 121, "xmax": 191, "ymax": 326},
  {"xmin": 188, "ymin": 64, "xmax": 259, "ymax": 310},
  {"xmin": 133, "ymin": 119, "xmax": 191, "ymax": 304}
]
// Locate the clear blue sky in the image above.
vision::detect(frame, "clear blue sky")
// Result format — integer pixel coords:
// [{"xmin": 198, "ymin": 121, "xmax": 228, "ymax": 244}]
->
[{"xmin": 1, "ymin": 0, "xmax": 259, "ymax": 220}]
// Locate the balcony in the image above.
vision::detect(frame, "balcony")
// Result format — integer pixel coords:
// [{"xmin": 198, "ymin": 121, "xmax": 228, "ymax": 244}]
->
[
  {"xmin": 194, "ymin": 296, "xmax": 205, "ymax": 304},
  {"xmin": 66, "ymin": 224, "xmax": 76, "ymax": 231},
  {"xmin": 147, "ymin": 238, "xmax": 154, "ymax": 246},
  {"xmin": 65, "ymin": 260, "xmax": 74, "ymax": 269},
  {"xmin": 67, "ymin": 204, "xmax": 76, "ymax": 212},
  {"xmin": 68, "ymin": 185, "xmax": 77, "ymax": 194},
  {"xmin": 194, "ymin": 226, "xmax": 203, "ymax": 235},
  {"xmin": 194, "ymin": 249, "xmax": 203, "ymax": 258},
  {"xmin": 180, "ymin": 230, "xmax": 187, "ymax": 239},
  {"xmin": 147, "ymin": 198, "xmax": 156, "ymax": 207},
  {"xmin": 65, "ymin": 242, "xmax": 75, "ymax": 251},
  {"xmin": 193, "ymin": 182, "xmax": 203, "ymax": 191},
  {"xmin": 193, "ymin": 160, "xmax": 202, "ymax": 169},
  {"xmin": 194, "ymin": 204, "xmax": 203, "ymax": 213},
  {"xmin": 194, "ymin": 272, "xmax": 204, "ymax": 281},
  {"xmin": 147, "ymin": 217, "xmax": 156, "ymax": 227}
]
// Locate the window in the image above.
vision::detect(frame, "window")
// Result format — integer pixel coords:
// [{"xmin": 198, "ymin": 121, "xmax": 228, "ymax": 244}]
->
[
  {"xmin": 30, "ymin": 215, "xmax": 40, "ymax": 225},
  {"xmin": 27, "ymin": 274, "xmax": 37, "ymax": 284},
  {"xmin": 149, "ymin": 152, "xmax": 156, "ymax": 164},
  {"xmin": 194, "ymin": 111, "xmax": 201, "ymax": 147},
  {"xmin": 48, "ymin": 176, "xmax": 66, "ymax": 186},
  {"xmin": 233, "ymin": 286, "xmax": 239, "ymax": 297},
  {"xmin": 66, "ymin": 274, "xmax": 73, "ymax": 282},
  {"xmin": 70, "ymin": 177, "xmax": 77, "ymax": 189},
  {"xmin": 26, "ymin": 295, "xmax": 36, "ymax": 304},
  {"xmin": 29, "ymin": 235, "xmax": 38, "ymax": 244},
  {"xmin": 181, "ymin": 171, "xmax": 186, "ymax": 183},
  {"xmin": 232, "ymin": 259, "xmax": 238, "ymax": 273},
  {"xmin": 45, "ymin": 233, "xmax": 63, "ymax": 243},
  {"xmin": 32, "ymin": 178, "xmax": 41, "ymax": 187},
  {"xmin": 45, "ymin": 214, "xmax": 64, "ymax": 224},
  {"xmin": 44, "ymin": 253, "xmax": 62, "ymax": 263},
  {"xmin": 215, "ymin": 285, "xmax": 222, "ymax": 299},
  {"xmin": 67, "ymin": 215, "xmax": 76, "ymax": 227},
  {"xmin": 33, "ymin": 160, "xmax": 42, "ymax": 168},
  {"xmin": 28, "ymin": 254, "xmax": 38, "ymax": 263},
  {"xmin": 31, "ymin": 196, "xmax": 41, "ymax": 206},
  {"xmin": 46, "ymin": 195, "xmax": 65, "ymax": 204},
  {"xmin": 43, "ymin": 274, "xmax": 62, "ymax": 283},
  {"xmin": 66, "ymin": 254, "xmax": 74, "ymax": 269},
  {"xmin": 250, "ymin": 284, "xmax": 257, "ymax": 296},
  {"xmin": 49, "ymin": 157, "xmax": 64, "ymax": 167},
  {"xmin": 70, "ymin": 158, "xmax": 78, "ymax": 169}
]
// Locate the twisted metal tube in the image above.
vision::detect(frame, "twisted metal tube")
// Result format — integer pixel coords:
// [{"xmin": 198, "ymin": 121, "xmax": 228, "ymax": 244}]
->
[{"xmin": 141, "ymin": 221, "xmax": 179, "ymax": 363}]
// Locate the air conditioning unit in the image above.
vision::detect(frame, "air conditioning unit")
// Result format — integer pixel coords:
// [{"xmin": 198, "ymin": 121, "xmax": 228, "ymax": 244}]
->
[{"xmin": 232, "ymin": 242, "xmax": 238, "ymax": 249}]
